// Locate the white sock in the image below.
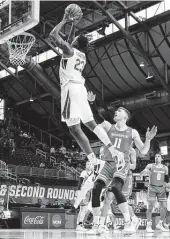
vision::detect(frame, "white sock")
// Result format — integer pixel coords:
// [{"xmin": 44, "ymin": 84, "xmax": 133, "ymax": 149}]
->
[
  {"xmin": 93, "ymin": 125, "xmax": 111, "ymax": 146},
  {"xmin": 100, "ymin": 216, "xmax": 105, "ymax": 225},
  {"xmin": 118, "ymin": 202, "xmax": 130, "ymax": 223},
  {"xmin": 131, "ymin": 215, "xmax": 138, "ymax": 221},
  {"xmin": 123, "ymin": 213, "xmax": 130, "ymax": 223},
  {"xmin": 158, "ymin": 220, "xmax": 163, "ymax": 224},
  {"xmin": 93, "ymin": 216, "xmax": 100, "ymax": 225}
]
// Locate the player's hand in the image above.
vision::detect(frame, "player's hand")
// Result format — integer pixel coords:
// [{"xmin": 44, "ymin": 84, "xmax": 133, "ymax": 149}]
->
[
  {"xmin": 146, "ymin": 126, "xmax": 157, "ymax": 141},
  {"xmin": 111, "ymin": 149, "xmax": 123, "ymax": 159},
  {"xmin": 63, "ymin": 13, "xmax": 82, "ymax": 25},
  {"xmin": 165, "ymin": 182, "xmax": 170, "ymax": 192},
  {"xmin": 87, "ymin": 91, "xmax": 96, "ymax": 102},
  {"xmin": 63, "ymin": 13, "xmax": 75, "ymax": 23}
]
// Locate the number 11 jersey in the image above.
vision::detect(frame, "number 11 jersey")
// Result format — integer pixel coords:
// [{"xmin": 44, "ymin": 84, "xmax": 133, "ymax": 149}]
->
[
  {"xmin": 59, "ymin": 48, "xmax": 86, "ymax": 87},
  {"xmin": 103, "ymin": 125, "xmax": 133, "ymax": 161}
]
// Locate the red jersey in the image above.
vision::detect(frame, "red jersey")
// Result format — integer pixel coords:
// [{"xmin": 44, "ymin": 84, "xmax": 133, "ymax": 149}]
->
[
  {"xmin": 149, "ymin": 164, "xmax": 167, "ymax": 186},
  {"xmin": 103, "ymin": 125, "xmax": 133, "ymax": 162}
]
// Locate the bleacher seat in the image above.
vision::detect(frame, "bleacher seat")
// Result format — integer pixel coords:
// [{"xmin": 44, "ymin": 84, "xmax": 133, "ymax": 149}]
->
[
  {"xmin": 16, "ymin": 166, "xmax": 31, "ymax": 176},
  {"xmin": 44, "ymin": 169, "xmax": 58, "ymax": 178},
  {"xmin": 31, "ymin": 167, "xmax": 44, "ymax": 177}
]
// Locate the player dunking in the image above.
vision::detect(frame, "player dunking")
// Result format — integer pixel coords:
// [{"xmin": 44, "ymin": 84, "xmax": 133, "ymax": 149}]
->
[
  {"xmin": 49, "ymin": 6, "xmax": 124, "ymax": 165},
  {"xmin": 140, "ymin": 153, "xmax": 169, "ymax": 232},
  {"xmin": 87, "ymin": 92, "xmax": 157, "ymax": 234}
]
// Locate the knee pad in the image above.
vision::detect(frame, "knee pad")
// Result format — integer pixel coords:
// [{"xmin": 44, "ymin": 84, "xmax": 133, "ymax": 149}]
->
[
  {"xmin": 92, "ymin": 179, "xmax": 105, "ymax": 207},
  {"xmin": 111, "ymin": 178, "xmax": 126, "ymax": 205}
]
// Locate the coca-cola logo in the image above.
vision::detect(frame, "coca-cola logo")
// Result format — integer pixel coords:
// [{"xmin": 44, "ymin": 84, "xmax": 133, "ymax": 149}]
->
[
  {"xmin": 24, "ymin": 215, "xmax": 44, "ymax": 225},
  {"xmin": 52, "ymin": 214, "xmax": 62, "ymax": 228}
]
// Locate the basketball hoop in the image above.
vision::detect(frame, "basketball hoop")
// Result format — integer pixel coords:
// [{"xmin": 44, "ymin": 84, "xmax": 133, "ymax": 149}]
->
[{"xmin": 7, "ymin": 32, "xmax": 35, "ymax": 66}]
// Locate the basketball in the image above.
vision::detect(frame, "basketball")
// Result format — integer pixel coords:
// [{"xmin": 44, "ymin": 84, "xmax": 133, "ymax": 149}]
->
[{"xmin": 65, "ymin": 4, "xmax": 83, "ymax": 22}]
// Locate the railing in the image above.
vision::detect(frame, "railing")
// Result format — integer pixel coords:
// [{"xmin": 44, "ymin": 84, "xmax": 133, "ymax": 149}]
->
[
  {"xmin": 36, "ymin": 148, "xmax": 47, "ymax": 160},
  {"xmin": 65, "ymin": 166, "xmax": 80, "ymax": 180},
  {"xmin": 70, "ymin": 167, "xmax": 81, "ymax": 175},
  {"xmin": 6, "ymin": 171, "xmax": 17, "ymax": 182},
  {"xmin": 7, "ymin": 162, "xmax": 79, "ymax": 180},
  {"xmin": 0, "ymin": 161, "xmax": 17, "ymax": 181},
  {"xmin": 14, "ymin": 117, "xmax": 63, "ymax": 146},
  {"xmin": 50, "ymin": 156, "xmax": 59, "ymax": 167},
  {"xmin": 0, "ymin": 160, "xmax": 7, "ymax": 178}
]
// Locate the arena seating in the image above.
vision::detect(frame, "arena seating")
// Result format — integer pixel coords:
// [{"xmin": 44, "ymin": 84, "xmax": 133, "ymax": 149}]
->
[{"xmin": 0, "ymin": 116, "xmax": 169, "ymax": 184}]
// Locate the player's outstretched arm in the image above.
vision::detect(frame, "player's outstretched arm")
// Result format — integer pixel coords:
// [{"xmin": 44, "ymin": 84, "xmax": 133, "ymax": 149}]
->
[
  {"xmin": 140, "ymin": 164, "xmax": 152, "ymax": 176},
  {"xmin": 49, "ymin": 16, "xmax": 73, "ymax": 56},
  {"xmin": 67, "ymin": 23, "xmax": 76, "ymax": 44},
  {"xmin": 87, "ymin": 91, "xmax": 112, "ymax": 132},
  {"xmin": 133, "ymin": 126, "xmax": 157, "ymax": 155}
]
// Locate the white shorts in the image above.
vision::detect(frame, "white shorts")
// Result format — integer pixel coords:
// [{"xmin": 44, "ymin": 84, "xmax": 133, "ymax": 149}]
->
[{"xmin": 61, "ymin": 82, "xmax": 94, "ymax": 126}]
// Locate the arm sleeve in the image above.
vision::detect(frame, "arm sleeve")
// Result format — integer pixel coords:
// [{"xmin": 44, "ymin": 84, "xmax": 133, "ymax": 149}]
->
[
  {"xmin": 89, "ymin": 102, "xmax": 105, "ymax": 124},
  {"xmin": 165, "ymin": 175, "xmax": 169, "ymax": 183},
  {"xmin": 165, "ymin": 166, "xmax": 169, "ymax": 183}
]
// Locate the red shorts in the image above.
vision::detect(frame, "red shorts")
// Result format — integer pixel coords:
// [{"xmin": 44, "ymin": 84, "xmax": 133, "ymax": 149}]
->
[
  {"xmin": 148, "ymin": 185, "xmax": 167, "ymax": 202},
  {"xmin": 113, "ymin": 162, "xmax": 130, "ymax": 182}
]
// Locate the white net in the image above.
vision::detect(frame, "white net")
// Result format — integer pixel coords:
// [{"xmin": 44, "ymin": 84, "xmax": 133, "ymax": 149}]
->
[{"xmin": 7, "ymin": 32, "xmax": 35, "ymax": 66}]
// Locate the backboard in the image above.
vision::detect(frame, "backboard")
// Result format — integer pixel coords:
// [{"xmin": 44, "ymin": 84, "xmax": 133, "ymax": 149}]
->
[{"xmin": 0, "ymin": 0, "xmax": 40, "ymax": 44}]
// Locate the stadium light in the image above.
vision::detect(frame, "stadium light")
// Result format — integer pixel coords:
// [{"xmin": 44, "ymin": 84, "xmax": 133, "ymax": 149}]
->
[
  {"xmin": 30, "ymin": 93, "xmax": 34, "ymax": 102},
  {"xmin": 140, "ymin": 61, "xmax": 144, "ymax": 67}
]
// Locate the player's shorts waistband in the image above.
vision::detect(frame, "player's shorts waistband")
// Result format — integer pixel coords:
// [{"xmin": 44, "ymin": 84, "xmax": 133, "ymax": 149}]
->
[
  {"xmin": 150, "ymin": 184, "xmax": 164, "ymax": 187},
  {"xmin": 61, "ymin": 81, "xmax": 84, "ymax": 87}
]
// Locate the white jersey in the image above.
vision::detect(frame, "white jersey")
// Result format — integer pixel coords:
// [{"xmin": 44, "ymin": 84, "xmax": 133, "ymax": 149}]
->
[
  {"xmin": 59, "ymin": 48, "xmax": 86, "ymax": 87},
  {"xmin": 80, "ymin": 170, "xmax": 94, "ymax": 187}
]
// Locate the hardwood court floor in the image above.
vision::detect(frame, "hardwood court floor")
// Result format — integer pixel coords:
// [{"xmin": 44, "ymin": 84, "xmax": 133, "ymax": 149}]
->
[{"xmin": 0, "ymin": 229, "xmax": 169, "ymax": 239}]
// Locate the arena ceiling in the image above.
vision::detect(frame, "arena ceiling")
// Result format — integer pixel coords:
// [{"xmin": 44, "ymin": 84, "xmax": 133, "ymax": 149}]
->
[{"xmin": 0, "ymin": 0, "xmax": 170, "ymax": 144}]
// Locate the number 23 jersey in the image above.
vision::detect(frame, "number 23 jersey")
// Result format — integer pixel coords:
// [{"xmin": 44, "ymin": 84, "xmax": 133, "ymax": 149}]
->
[{"xmin": 59, "ymin": 48, "xmax": 86, "ymax": 87}]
